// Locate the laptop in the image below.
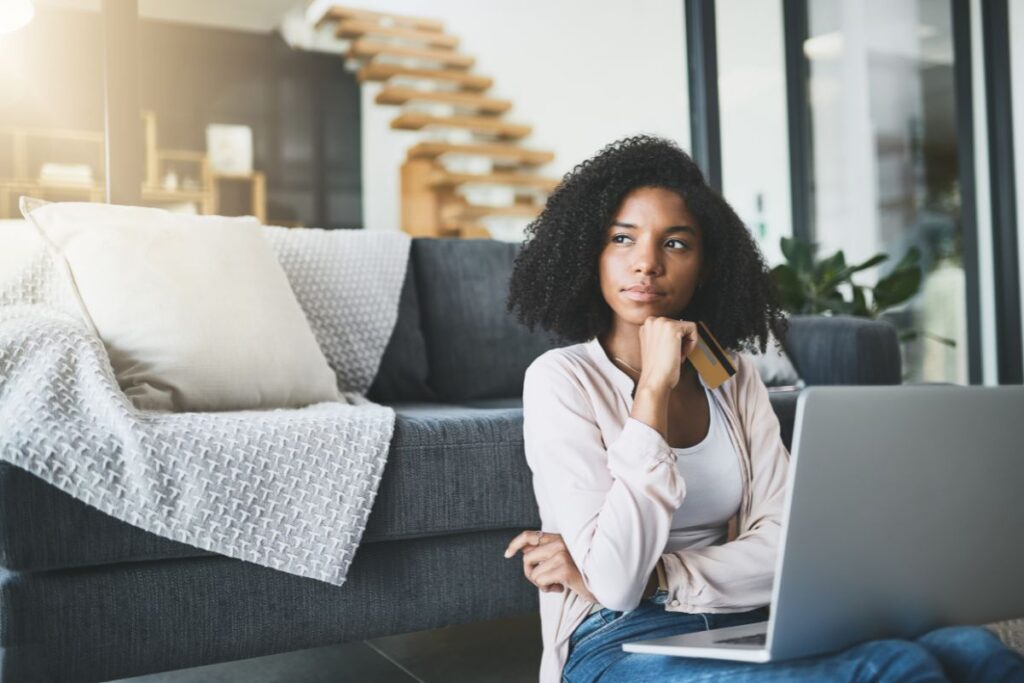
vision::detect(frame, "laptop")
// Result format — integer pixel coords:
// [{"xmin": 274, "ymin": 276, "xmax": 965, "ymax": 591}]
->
[{"xmin": 623, "ymin": 385, "xmax": 1024, "ymax": 663}]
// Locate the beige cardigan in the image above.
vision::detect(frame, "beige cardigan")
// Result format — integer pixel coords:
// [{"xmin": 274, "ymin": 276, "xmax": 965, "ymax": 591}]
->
[{"xmin": 522, "ymin": 337, "xmax": 791, "ymax": 683}]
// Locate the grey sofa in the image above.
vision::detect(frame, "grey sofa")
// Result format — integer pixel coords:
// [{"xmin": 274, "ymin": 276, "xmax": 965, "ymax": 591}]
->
[{"xmin": 0, "ymin": 237, "xmax": 902, "ymax": 682}]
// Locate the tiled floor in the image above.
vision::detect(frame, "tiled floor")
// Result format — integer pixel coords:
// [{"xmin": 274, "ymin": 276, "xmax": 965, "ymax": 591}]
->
[{"xmin": 109, "ymin": 612, "xmax": 543, "ymax": 683}]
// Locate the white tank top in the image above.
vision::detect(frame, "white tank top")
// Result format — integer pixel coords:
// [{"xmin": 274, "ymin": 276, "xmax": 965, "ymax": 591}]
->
[
  {"xmin": 665, "ymin": 386, "xmax": 743, "ymax": 552},
  {"xmin": 587, "ymin": 387, "xmax": 743, "ymax": 614}
]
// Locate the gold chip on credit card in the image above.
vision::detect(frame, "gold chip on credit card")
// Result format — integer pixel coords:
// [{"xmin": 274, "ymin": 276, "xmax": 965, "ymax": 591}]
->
[{"xmin": 686, "ymin": 321, "xmax": 737, "ymax": 389}]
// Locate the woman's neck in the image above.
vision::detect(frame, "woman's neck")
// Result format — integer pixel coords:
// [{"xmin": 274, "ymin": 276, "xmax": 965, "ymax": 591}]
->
[{"xmin": 599, "ymin": 325, "xmax": 696, "ymax": 390}]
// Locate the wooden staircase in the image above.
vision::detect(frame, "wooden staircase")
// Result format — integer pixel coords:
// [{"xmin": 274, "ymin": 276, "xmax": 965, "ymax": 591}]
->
[{"xmin": 316, "ymin": 4, "xmax": 558, "ymax": 239}]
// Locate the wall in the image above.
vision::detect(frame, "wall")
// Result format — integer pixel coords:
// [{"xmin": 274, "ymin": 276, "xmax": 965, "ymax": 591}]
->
[
  {"xmin": 0, "ymin": 6, "xmax": 362, "ymax": 228},
  {"xmin": 331, "ymin": 0, "xmax": 690, "ymax": 237}
]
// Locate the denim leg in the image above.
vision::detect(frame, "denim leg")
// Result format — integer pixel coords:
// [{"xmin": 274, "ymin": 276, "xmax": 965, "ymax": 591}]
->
[
  {"xmin": 564, "ymin": 593, "xmax": 713, "ymax": 683},
  {"xmin": 916, "ymin": 625, "xmax": 1024, "ymax": 683},
  {"xmin": 596, "ymin": 638, "xmax": 949, "ymax": 682},
  {"xmin": 564, "ymin": 594, "xmax": 949, "ymax": 683}
]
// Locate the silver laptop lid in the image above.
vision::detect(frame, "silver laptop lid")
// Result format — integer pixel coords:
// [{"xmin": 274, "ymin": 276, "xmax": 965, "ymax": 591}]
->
[{"xmin": 767, "ymin": 385, "xmax": 1024, "ymax": 661}]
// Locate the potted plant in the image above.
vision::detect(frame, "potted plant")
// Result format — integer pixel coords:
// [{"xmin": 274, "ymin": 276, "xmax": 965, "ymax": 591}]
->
[{"xmin": 770, "ymin": 236, "xmax": 955, "ymax": 349}]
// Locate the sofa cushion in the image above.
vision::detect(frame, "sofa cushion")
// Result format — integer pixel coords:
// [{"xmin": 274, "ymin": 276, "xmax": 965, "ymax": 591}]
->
[
  {"xmin": 0, "ymin": 404, "xmax": 538, "ymax": 571},
  {"xmin": 412, "ymin": 238, "xmax": 561, "ymax": 401},
  {"xmin": 0, "ymin": 394, "xmax": 800, "ymax": 572},
  {"xmin": 366, "ymin": 265, "xmax": 435, "ymax": 403}
]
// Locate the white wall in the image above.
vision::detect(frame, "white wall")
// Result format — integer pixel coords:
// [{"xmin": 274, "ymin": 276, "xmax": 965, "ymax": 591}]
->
[{"xmin": 329, "ymin": 0, "xmax": 689, "ymax": 237}]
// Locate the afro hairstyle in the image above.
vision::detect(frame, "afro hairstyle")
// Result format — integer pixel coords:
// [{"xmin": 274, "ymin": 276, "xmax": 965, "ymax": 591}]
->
[{"xmin": 506, "ymin": 134, "xmax": 786, "ymax": 353}]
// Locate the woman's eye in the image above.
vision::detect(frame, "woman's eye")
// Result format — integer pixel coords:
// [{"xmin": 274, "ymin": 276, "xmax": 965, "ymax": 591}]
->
[{"xmin": 610, "ymin": 234, "xmax": 688, "ymax": 249}]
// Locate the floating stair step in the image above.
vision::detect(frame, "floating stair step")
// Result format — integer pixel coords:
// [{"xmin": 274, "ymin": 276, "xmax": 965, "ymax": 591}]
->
[
  {"xmin": 358, "ymin": 63, "xmax": 492, "ymax": 91},
  {"xmin": 392, "ymin": 112, "xmax": 531, "ymax": 139},
  {"xmin": 407, "ymin": 141, "xmax": 554, "ymax": 166},
  {"xmin": 441, "ymin": 203, "xmax": 544, "ymax": 225},
  {"xmin": 428, "ymin": 171, "xmax": 560, "ymax": 191},
  {"xmin": 318, "ymin": 5, "xmax": 444, "ymax": 32},
  {"xmin": 457, "ymin": 224, "xmax": 493, "ymax": 239},
  {"xmin": 348, "ymin": 40, "xmax": 474, "ymax": 69},
  {"xmin": 376, "ymin": 86, "xmax": 510, "ymax": 114},
  {"xmin": 336, "ymin": 20, "xmax": 458, "ymax": 48}
]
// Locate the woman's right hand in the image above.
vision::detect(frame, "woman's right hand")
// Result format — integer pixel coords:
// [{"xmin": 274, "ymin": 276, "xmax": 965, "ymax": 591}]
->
[{"xmin": 636, "ymin": 316, "xmax": 700, "ymax": 393}]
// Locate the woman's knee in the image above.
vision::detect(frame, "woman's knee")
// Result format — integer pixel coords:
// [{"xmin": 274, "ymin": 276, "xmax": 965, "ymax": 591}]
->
[
  {"xmin": 846, "ymin": 638, "xmax": 946, "ymax": 681},
  {"xmin": 917, "ymin": 624, "xmax": 1004, "ymax": 655},
  {"xmin": 916, "ymin": 625, "xmax": 1024, "ymax": 682}
]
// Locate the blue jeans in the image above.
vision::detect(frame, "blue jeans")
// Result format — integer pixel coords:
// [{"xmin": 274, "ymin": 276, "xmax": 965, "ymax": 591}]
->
[{"xmin": 563, "ymin": 590, "xmax": 1024, "ymax": 682}]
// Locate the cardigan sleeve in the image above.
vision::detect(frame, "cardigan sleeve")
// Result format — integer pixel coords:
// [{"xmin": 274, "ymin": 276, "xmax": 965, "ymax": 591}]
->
[
  {"xmin": 658, "ymin": 355, "xmax": 791, "ymax": 613},
  {"xmin": 522, "ymin": 355, "xmax": 685, "ymax": 612}
]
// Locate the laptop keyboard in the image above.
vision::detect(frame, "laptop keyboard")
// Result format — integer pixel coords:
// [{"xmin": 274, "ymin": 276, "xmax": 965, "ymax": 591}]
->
[{"xmin": 715, "ymin": 633, "xmax": 767, "ymax": 646}]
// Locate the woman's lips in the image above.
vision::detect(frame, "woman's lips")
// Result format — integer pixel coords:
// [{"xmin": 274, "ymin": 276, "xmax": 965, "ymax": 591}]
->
[{"xmin": 622, "ymin": 289, "xmax": 665, "ymax": 302}]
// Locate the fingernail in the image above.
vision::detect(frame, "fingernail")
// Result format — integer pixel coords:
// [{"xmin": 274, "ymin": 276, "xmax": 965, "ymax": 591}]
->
[{"xmin": 503, "ymin": 550, "xmax": 511, "ymax": 558}]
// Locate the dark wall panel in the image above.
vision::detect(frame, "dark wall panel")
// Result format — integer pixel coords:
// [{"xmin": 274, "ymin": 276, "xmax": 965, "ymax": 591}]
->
[{"xmin": 0, "ymin": 7, "xmax": 362, "ymax": 230}]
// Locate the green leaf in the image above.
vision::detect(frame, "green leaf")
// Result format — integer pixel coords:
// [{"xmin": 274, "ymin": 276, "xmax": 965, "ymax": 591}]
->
[
  {"xmin": 922, "ymin": 330, "xmax": 958, "ymax": 347},
  {"xmin": 851, "ymin": 285, "xmax": 870, "ymax": 317},
  {"xmin": 771, "ymin": 264, "xmax": 805, "ymax": 313},
  {"xmin": 781, "ymin": 236, "xmax": 813, "ymax": 275},
  {"xmin": 873, "ymin": 267, "xmax": 922, "ymax": 311},
  {"xmin": 814, "ymin": 250, "xmax": 847, "ymax": 292},
  {"xmin": 893, "ymin": 246, "xmax": 922, "ymax": 270},
  {"xmin": 846, "ymin": 253, "xmax": 888, "ymax": 275}
]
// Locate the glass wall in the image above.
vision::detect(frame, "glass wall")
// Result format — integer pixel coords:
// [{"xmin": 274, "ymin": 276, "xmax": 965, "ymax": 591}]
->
[
  {"xmin": 717, "ymin": 0, "xmax": 792, "ymax": 266},
  {"xmin": 1012, "ymin": 0, "xmax": 1024, "ymax": 371},
  {"xmin": 806, "ymin": 0, "xmax": 967, "ymax": 383}
]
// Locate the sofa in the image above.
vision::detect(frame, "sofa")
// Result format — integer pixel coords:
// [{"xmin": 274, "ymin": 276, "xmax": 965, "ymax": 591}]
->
[{"xmin": 0, "ymin": 236, "xmax": 905, "ymax": 682}]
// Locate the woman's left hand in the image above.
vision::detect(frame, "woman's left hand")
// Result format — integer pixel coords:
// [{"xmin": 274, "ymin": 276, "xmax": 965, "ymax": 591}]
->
[{"xmin": 504, "ymin": 531, "xmax": 597, "ymax": 603}]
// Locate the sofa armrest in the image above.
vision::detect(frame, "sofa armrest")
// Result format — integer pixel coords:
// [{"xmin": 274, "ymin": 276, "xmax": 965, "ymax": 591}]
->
[{"xmin": 783, "ymin": 315, "xmax": 901, "ymax": 386}]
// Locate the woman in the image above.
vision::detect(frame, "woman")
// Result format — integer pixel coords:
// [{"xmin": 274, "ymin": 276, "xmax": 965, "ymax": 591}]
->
[{"xmin": 503, "ymin": 136, "xmax": 1024, "ymax": 682}]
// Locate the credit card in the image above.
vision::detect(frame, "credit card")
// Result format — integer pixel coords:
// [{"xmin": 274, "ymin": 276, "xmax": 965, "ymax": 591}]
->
[{"xmin": 685, "ymin": 321, "xmax": 737, "ymax": 389}]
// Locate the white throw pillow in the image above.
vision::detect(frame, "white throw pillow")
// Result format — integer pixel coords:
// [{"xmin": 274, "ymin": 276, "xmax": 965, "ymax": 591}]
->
[
  {"xmin": 743, "ymin": 330, "xmax": 804, "ymax": 389},
  {"xmin": 21, "ymin": 198, "xmax": 342, "ymax": 412}
]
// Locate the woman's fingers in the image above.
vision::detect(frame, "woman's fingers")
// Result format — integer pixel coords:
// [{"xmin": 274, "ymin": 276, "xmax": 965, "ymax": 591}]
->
[
  {"xmin": 531, "ymin": 553, "xmax": 572, "ymax": 592},
  {"xmin": 522, "ymin": 540, "xmax": 564, "ymax": 579},
  {"xmin": 679, "ymin": 320, "xmax": 699, "ymax": 359},
  {"xmin": 503, "ymin": 530, "xmax": 547, "ymax": 558}
]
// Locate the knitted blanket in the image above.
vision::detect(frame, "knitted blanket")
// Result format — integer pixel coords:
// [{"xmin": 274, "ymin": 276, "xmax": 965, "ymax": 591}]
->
[{"xmin": 0, "ymin": 222, "xmax": 409, "ymax": 586}]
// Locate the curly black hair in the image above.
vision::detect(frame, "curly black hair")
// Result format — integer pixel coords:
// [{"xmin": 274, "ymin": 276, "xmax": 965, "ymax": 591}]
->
[{"xmin": 506, "ymin": 135, "xmax": 786, "ymax": 353}]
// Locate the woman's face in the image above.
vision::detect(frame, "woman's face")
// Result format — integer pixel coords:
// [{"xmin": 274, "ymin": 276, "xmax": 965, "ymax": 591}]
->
[{"xmin": 598, "ymin": 186, "xmax": 705, "ymax": 327}]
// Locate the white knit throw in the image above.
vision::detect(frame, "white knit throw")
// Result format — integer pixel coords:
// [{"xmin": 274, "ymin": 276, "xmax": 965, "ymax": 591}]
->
[{"xmin": 0, "ymin": 222, "xmax": 409, "ymax": 586}]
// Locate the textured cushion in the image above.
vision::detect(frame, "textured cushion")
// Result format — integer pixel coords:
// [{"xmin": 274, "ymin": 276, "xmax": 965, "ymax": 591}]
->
[
  {"xmin": 22, "ymin": 200, "xmax": 340, "ymax": 412},
  {"xmin": 784, "ymin": 315, "xmax": 901, "ymax": 385},
  {"xmin": 0, "ymin": 394, "xmax": 804, "ymax": 572},
  {"xmin": 744, "ymin": 331, "xmax": 803, "ymax": 388},
  {"xmin": 767, "ymin": 388, "xmax": 801, "ymax": 451},
  {"xmin": 0, "ymin": 220, "xmax": 38, "ymax": 294},
  {"xmin": 366, "ymin": 265, "xmax": 435, "ymax": 403},
  {"xmin": 412, "ymin": 238, "xmax": 560, "ymax": 401},
  {"xmin": 0, "ymin": 530, "xmax": 538, "ymax": 683},
  {"xmin": 0, "ymin": 404, "xmax": 540, "ymax": 571}
]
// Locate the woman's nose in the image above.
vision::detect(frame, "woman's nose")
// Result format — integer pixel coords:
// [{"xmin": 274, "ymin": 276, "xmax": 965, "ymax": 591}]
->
[{"xmin": 633, "ymin": 243, "xmax": 663, "ymax": 274}]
